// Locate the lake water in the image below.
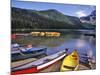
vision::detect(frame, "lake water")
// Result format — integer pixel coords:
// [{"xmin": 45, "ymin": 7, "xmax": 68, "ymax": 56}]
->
[
  {"xmin": 45, "ymin": 34, "xmax": 96, "ymax": 63},
  {"xmin": 12, "ymin": 29, "xmax": 96, "ymax": 63}
]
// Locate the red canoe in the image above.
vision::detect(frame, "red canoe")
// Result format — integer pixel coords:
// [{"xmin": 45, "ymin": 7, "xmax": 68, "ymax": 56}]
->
[{"xmin": 11, "ymin": 50, "xmax": 66, "ymax": 75}]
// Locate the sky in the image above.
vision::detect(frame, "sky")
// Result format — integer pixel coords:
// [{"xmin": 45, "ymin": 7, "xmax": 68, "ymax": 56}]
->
[{"xmin": 11, "ymin": 0, "xmax": 96, "ymax": 17}]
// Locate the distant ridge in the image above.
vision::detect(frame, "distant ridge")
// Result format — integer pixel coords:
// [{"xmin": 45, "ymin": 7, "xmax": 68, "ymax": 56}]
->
[{"xmin": 12, "ymin": 7, "xmax": 94, "ymax": 29}]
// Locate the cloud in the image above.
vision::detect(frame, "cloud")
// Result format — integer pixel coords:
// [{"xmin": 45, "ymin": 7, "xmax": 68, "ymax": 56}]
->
[{"xmin": 75, "ymin": 10, "xmax": 86, "ymax": 17}]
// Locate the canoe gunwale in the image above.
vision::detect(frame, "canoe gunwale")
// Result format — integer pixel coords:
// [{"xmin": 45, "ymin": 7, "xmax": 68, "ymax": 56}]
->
[{"xmin": 11, "ymin": 51, "xmax": 66, "ymax": 74}]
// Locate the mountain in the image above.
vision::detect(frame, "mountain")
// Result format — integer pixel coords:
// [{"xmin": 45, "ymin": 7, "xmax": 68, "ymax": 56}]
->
[
  {"xmin": 80, "ymin": 10, "xmax": 96, "ymax": 29},
  {"xmin": 36, "ymin": 9, "xmax": 82, "ymax": 25},
  {"xmin": 80, "ymin": 10, "xmax": 96, "ymax": 25},
  {"xmin": 11, "ymin": 7, "xmax": 84, "ymax": 29}
]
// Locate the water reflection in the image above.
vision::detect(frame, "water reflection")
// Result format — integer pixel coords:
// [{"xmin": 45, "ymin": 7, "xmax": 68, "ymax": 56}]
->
[
  {"xmin": 46, "ymin": 34, "xmax": 96, "ymax": 64},
  {"xmin": 12, "ymin": 31, "xmax": 96, "ymax": 64}
]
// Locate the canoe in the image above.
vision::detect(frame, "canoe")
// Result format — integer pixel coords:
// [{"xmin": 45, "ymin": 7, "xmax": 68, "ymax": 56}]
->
[
  {"xmin": 11, "ymin": 50, "xmax": 67, "ymax": 75},
  {"xmin": 60, "ymin": 50, "xmax": 79, "ymax": 72},
  {"xmin": 12, "ymin": 48, "xmax": 47, "ymax": 62}
]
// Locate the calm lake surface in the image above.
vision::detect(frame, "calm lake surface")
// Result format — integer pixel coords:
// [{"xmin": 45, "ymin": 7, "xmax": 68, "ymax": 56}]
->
[
  {"xmin": 46, "ymin": 34, "xmax": 96, "ymax": 63},
  {"xmin": 12, "ymin": 29, "xmax": 96, "ymax": 63}
]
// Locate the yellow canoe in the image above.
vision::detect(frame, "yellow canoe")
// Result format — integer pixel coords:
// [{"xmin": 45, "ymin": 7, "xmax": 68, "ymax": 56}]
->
[{"xmin": 60, "ymin": 50, "xmax": 79, "ymax": 72}]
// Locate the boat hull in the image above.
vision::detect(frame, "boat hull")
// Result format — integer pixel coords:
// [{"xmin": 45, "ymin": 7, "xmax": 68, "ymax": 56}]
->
[
  {"xmin": 12, "ymin": 48, "xmax": 47, "ymax": 62},
  {"xmin": 11, "ymin": 50, "xmax": 66, "ymax": 75},
  {"xmin": 60, "ymin": 50, "xmax": 79, "ymax": 71}
]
